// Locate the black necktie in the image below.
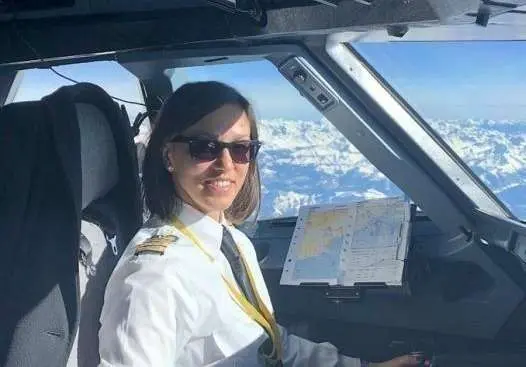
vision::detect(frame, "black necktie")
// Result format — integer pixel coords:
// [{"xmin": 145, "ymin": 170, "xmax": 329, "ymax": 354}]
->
[
  {"xmin": 220, "ymin": 225, "xmax": 259, "ymax": 308},
  {"xmin": 221, "ymin": 226, "xmax": 282, "ymax": 366}
]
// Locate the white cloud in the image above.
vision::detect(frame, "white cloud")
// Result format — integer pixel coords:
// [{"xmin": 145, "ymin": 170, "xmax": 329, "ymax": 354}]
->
[
  {"xmin": 427, "ymin": 118, "xmax": 526, "ymax": 182},
  {"xmin": 259, "ymin": 117, "xmax": 384, "ymax": 179},
  {"xmin": 272, "ymin": 191, "xmax": 319, "ymax": 217},
  {"xmin": 362, "ymin": 189, "xmax": 388, "ymax": 200},
  {"xmin": 259, "ymin": 117, "xmax": 525, "ymax": 219}
]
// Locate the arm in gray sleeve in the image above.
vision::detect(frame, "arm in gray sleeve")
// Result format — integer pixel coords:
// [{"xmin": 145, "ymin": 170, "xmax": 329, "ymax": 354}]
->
[
  {"xmin": 208, "ymin": 326, "xmax": 364, "ymax": 367},
  {"xmin": 279, "ymin": 325, "xmax": 362, "ymax": 367}
]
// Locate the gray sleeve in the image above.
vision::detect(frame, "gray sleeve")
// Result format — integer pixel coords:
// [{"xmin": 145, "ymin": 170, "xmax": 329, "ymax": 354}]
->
[
  {"xmin": 206, "ymin": 327, "xmax": 363, "ymax": 367},
  {"xmin": 279, "ymin": 325, "xmax": 362, "ymax": 367}
]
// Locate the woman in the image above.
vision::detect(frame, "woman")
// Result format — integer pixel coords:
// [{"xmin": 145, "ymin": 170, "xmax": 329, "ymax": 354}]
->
[{"xmin": 98, "ymin": 81, "xmax": 422, "ymax": 367}]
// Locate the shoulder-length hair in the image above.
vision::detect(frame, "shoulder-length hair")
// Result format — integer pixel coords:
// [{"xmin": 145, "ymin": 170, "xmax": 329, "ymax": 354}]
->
[{"xmin": 142, "ymin": 81, "xmax": 261, "ymax": 225}]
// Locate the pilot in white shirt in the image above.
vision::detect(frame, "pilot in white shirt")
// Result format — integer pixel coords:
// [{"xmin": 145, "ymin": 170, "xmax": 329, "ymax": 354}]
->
[
  {"xmin": 100, "ymin": 203, "xmax": 363, "ymax": 366},
  {"xmin": 98, "ymin": 81, "xmax": 420, "ymax": 367}
]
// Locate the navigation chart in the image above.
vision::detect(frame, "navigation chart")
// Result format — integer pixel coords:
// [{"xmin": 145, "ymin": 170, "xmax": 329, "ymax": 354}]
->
[{"xmin": 280, "ymin": 197, "xmax": 411, "ymax": 287}]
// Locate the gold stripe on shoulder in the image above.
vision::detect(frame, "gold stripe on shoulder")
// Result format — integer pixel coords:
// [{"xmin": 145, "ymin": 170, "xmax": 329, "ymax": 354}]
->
[{"xmin": 134, "ymin": 234, "xmax": 178, "ymax": 256}]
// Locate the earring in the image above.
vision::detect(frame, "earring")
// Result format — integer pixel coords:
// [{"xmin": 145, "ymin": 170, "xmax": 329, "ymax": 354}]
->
[{"xmin": 167, "ymin": 166, "xmax": 175, "ymax": 172}]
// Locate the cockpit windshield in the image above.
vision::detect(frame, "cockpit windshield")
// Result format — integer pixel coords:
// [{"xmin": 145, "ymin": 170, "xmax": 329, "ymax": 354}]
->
[{"xmin": 351, "ymin": 40, "xmax": 526, "ymax": 220}]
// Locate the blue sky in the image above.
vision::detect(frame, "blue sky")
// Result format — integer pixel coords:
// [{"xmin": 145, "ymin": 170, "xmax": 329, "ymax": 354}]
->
[
  {"xmin": 169, "ymin": 61, "xmax": 321, "ymax": 121},
  {"xmin": 354, "ymin": 41, "xmax": 526, "ymax": 120},
  {"xmin": 14, "ymin": 41, "xmax": 526, "ymax": 121}
]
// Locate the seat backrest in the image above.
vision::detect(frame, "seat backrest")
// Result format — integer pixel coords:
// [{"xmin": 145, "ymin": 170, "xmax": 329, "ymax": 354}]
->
[
  {"xmin": 70, "ymin": 85, "xmax": 143, "ymax": 367},
  {"xmin": 0, "ymin": 83, "xmax": 142, "ymax": 367}
]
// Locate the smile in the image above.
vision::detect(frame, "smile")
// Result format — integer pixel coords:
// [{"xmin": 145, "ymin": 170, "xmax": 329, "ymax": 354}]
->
[{"xmin": 204, "ymin": 179, "xmax": 235, "ymax": 191}]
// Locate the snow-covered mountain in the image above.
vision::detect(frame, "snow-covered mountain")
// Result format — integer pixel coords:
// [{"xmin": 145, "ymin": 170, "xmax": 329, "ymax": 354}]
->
[
  {"xmin": 257, "ymin": 117, "xmax": 526, "ymax": 220},
  {"xmin": 427, "ymin": 118, "xmax": 526, "ymax": 219},
  {"xmin": 257, "ymin": 118, "xmax": 401, "ymax": 219}
]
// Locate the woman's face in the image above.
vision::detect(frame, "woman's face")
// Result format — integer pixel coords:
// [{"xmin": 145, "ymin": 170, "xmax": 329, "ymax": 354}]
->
[{"xmin": 165, "ymin": 104, "xmax": 252, "ymax": 221}]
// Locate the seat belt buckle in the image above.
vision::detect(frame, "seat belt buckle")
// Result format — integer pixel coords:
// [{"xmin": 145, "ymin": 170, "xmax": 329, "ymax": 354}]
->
[
  {"xmin": 104, "ymin": 232, "xmax": 118, "ymax": 255},
  {"xmin": 79, "ymin": 233, "xmax": 96, "ymax": 276}
]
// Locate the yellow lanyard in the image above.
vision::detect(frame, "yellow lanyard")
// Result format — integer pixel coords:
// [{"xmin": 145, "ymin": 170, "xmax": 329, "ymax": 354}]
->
[{"xmin": 172, "ymin": 218, "xmax": 283, "ymax": 362}]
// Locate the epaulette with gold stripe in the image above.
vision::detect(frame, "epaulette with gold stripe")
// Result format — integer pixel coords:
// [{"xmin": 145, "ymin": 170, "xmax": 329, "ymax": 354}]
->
[{"xmin": 134, "ymin": 235, "xmax": 178, "ymax": 256}]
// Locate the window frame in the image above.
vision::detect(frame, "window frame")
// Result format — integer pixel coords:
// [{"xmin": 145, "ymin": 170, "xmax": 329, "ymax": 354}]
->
[{"xmin": 323, "ymin": 36, "xmax": 514, "ymax": 223}]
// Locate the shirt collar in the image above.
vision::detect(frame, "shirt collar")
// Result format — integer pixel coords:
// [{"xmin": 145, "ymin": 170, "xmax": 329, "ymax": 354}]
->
[{"xmin": 176, "ymin": 202, "xmax": 224, "ymax": 259}]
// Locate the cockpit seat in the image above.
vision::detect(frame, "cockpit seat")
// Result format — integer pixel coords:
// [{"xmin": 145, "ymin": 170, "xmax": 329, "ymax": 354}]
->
[{"xmin": 0, "ymin": 83, "xmax": 142, "ymax": 367}]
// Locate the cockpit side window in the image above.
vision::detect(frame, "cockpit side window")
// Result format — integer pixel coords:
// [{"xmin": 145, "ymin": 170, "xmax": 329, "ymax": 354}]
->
[
  {"xmin": 12, "ymin": 60, "xmax": 152, "ymax": 169},
  {"xmin": 13, "ymin": 61, "xmax": 148, "ymax": 126}
]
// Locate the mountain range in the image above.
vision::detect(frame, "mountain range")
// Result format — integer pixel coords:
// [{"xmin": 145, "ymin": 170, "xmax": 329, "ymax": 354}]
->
[{"xmin": 257, "ymin": 117, "xmax": 526, "ymax": 221}]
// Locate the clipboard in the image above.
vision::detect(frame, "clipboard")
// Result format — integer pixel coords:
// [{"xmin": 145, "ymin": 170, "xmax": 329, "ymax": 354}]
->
[{"xmin": 280, "ymin": 197, "xmax": 414, "ymax": 298}]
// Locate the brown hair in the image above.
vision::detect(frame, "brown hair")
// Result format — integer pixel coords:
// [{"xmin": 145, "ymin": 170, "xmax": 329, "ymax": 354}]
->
[{"xmin": 142, "ymin": 81, "xmax": 261, "ymax": 224}]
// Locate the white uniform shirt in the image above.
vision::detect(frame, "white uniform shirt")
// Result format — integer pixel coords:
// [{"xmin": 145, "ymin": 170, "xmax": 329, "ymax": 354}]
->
[{"xmin": 98, "ymin": 204, "xmax": 361, "ymax": 367}]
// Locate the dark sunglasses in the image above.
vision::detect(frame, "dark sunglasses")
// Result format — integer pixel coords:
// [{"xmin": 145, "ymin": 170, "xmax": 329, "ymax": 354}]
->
[{"xmin": 169, "ymin": 136, "xmax": 262, "ymax": 163}]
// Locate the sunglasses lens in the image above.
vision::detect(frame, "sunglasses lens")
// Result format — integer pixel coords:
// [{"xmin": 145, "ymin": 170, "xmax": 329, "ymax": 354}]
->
[
  {"xmin": 189, "ymin": 140, "xmax": 221, "ymax": 161},
  {"xmin": 230, "ymin": 142, "xmax": 253, "ymax": 163},
  {"xmin": 187, "ymin": 139, "xmax": 261, "ymax": 163}
]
